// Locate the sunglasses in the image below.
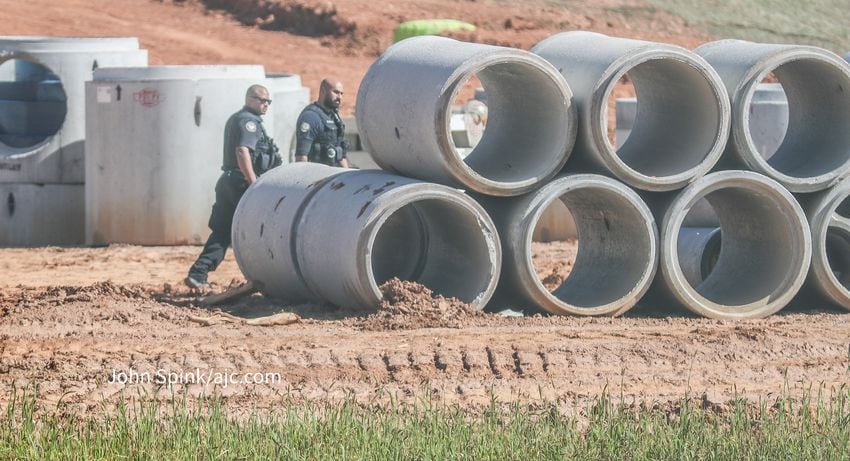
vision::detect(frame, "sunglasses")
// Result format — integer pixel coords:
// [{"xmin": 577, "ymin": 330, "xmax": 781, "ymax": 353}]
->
[{"xmin": 251, "ymin": 96, "xmax": 273, "ymax": 105}]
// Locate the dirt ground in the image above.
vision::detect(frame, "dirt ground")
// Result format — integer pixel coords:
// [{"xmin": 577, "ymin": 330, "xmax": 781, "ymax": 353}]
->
[
  {"xmin": 1, "ymin": 0, "xmax": 848, "ymax": 415},
  {"xmin": 1, "ymin": 244, "xmax": 848, "ymax": 416}
]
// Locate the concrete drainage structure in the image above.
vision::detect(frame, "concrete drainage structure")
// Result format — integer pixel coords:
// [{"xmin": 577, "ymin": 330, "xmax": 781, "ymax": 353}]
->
[
  {"xmin": 232, "ymin": 163, "xmax": 501, "ymax": 310},
  {"xmin": 85, "ymin": 65, "xmax": 271, "ymax": 245},
  {"xmin": 532, "ymin": 31, "xmax": 730, "ymax": 192},
  {"xmin": 649, "ymin": 171, "xmax": 811, "ymax": 319},
  {"xmin": 696, "ymin": 40, "xmax": 850, "ymax": 193},
  {"xmin": 478, "ymin": 174, "xmax": 657, "ymax": 316},
  {"xmin": 0, "ymin": 36, "xmax": 147, "ymax": 246},
  {"xmin": 356, "ymin": 36, "xmax": 576, "ymax": 197},
  {"xmin": 800, "ymin": 178, "xmax": 850, "ymax": 310}
]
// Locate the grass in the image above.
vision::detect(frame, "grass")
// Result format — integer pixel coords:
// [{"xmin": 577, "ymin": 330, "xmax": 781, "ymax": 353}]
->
[
  {"xmin": 2, "ymin": 385, "xmax": 849, "ymax": 459},
  {"xmin": 643, "ymin": 0, "xmax": 850, "ymax": 53}
]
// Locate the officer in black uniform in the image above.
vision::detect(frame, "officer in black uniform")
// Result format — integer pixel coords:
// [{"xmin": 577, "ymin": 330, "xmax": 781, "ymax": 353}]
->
[
  {"xmin": 185, "ymin": 84, "xmax": 281, "ymax": 290},
  {"xmin": 294, "ymin": 78, "xmax": 350, "ymax": 168}
]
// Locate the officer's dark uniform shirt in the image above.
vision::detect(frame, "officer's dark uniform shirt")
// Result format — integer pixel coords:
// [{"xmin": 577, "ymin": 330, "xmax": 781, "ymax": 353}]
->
[
  {"xmin": 295, "ymin": 102, "xmax": 347, "ymax": 166},
  {"xmin": 221, "ymin": 106, "xmax": 279, "ymax": 176}
]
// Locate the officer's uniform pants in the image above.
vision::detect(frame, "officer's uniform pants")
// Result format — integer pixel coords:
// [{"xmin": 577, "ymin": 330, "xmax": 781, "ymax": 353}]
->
[{"xmin": 189, "ymin": 172, "xmax": 248, "ymax": 280}]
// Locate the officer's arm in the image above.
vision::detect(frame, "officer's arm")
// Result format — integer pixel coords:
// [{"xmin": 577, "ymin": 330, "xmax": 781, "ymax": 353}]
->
[
  {"xmin": 236, "ymin": 147, "xmax": 257, "ymax": 184},
  {"xmin": 294, "ymin": 112, "xmax": 318, "ymax": 162},
  {"xmin": 339, "ymin": 157, "xmax": 350, "ymax": 168}
]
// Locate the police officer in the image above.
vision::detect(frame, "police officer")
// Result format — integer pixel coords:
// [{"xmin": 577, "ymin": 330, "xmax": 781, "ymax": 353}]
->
[
  {"xmin": 294, "ymin": 78, "xmax": 350, "ymax": 168},
  {"xmin": 185, "ymin": 84, "xmax": 281, "ymax": 290}
]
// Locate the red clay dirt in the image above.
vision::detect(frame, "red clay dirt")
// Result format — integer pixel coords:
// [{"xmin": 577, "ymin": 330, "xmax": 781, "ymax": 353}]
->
[{"xmin": 0, "ymin": 0, "xmax": 848, "ymax": 415}]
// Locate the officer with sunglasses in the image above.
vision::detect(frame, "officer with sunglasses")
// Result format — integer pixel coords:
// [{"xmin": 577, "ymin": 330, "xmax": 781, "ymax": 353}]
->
[
  {"xmin": 294, "ymin": 78, "xmax": 350, "ymax": 168},
  {"xmin": 185, "ymin": 84, "xmax": 281, "ymax": 290}
]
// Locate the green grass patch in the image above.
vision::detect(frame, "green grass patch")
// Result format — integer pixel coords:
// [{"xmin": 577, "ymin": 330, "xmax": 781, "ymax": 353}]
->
[
  {"xmin": 644, "ymin": 0, "xmax": 850, "ymax": 53},
  {"xmin": 2, "ymin": 386, "xmax": 850, "ymax": 459}
]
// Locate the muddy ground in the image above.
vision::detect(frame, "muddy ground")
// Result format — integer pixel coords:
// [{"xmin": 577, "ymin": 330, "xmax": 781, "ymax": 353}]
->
[{"xmin": 1, "ymin": 245, "xmax": 848, "ymax": 416}]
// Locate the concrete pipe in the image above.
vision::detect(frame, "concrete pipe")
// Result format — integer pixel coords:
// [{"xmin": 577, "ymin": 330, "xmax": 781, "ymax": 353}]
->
[
  {"xmin": 0, "ymin": 36, "xmax": 148, "ymax": 184},
  {"xmin": 232, "ymin": 163, "xmax": 501, "ymax": 310},
  {"xmin": 479, "ymin": 174, "xmax": 658, "ymax": 316},
  {"xmin": 85, "ymin": 65, "xmax": 271, "ymax": 245},
  {"xmin": 800, "ymin": 178, "xmax": 850, "ymax": 310},
  {"xmin": 356, "ymin": 36, "xmax": 576, "ymax": 196},
  {"xmin": 532, "ymin": 31, "xmax": 730, "ymax": 191},
  {"xmin": 649, "ymin": 171, "xmax": 811, "ymax": 319},
  {"xmin": 696, "ymin": 40, "xmax": 850, "ymax": 193}
]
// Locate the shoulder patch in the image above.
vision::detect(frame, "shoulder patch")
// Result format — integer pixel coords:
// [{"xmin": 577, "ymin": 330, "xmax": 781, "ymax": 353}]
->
[
  {"xmin": 245, "ymin": 121, "xmax": 257, "ymax": 133},
  {"xmin": 300, "ymin": 122, "xmax": 311, "ymax": 133}
]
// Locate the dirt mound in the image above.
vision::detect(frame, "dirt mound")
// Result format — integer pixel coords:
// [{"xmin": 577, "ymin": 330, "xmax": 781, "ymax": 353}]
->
[
  {"xmin": 0, "ymin": 281, "xmax": 151, "ymax": 310},
  {"xmin": 354, "ymin": 278, "xmax": 486, "ymax": 330}
]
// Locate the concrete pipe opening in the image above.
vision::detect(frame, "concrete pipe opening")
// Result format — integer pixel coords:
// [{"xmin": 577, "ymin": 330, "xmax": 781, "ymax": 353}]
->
[
  {"xmin": 369, "ymin": 196, "xmax": 497, "ymax": 306},
  {"xmin": 445, "ymin": 61, "xmax": 572, "ymax": 189},
  {"xmin": 530, "ymin": 178, "xmax": 657, "ymax": 315},
  {"xmin": 357, "ymin": 37, "xmax": 575, "ymax": 196},
  {"xmin": 0, "ymin": 59, "xmax": 67, "ymax": 153},
  {"xmin": 532, "ymin": 32, "xmax": 729, "ymax": 191},
  {"xmin": 742, "ymin": 58, "xmax": 850, "ymax": 189},
  {"xmin": 804, "ymin": 180, "xmax": 850, "ymax": 310},
  {"xmin": 662, "ymin": 171, "xmax": 811, "ymax": 319},
  {"xmin": 609, "ymin": 58, "xmax": 725, "ymax": 186}
]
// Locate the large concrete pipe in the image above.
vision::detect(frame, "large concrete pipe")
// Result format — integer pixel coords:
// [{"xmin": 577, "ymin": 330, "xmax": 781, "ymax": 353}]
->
[
  {"xmin": 532, "ymin": 31, "xmax": 730, "ymax": 191},
  {"xmin": 265, "ymin": 73, "xmax": 310, "ymax": 162},
  {"xmin": 696, "ymin": 40, "xmax": 850, "ymax": 193},
  {"xmin": 232, "ymin": 163, "xmax": 501, "ymax": 310},
  {"xmin": 647, "ymin": 171, "xmax": 811, "ymax": 319},
  {"xmin": 356, "ymin": 36, "xmax": 576, "ymax": 196},
  {"xmin": 478, "ymin": 174, "xmax": 658, "ymax": 316},
  {"xmin": 799, "ymin": 178, "xmax": 850, "ymax": 310},
  {"xmin": 0, "ymin": 183, "xmax": 83, "ymax": 246},
  {"xmin": 85, "ymin": 65, "xmax": 270, "ymax": 245},
  {"xmin": 0, "ymin": 36, "xmax": 148, "ymax": 184}
]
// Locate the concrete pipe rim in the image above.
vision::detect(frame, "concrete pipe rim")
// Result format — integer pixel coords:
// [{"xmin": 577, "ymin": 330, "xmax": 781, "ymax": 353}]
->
[
  {"xmin": 0, "ymin": 36, "xmax": 141, "ymax": 52},
  {"xmin": 661, "ymin": 171, "xmax": 811, "ymax": 319},
  {"xmin": 809, "ymin": 180, "xmax": 850, "ymax": 309},
  {"xmin": 592, "ymin": 48, "xmax": 730, "ymax": 191},
  {"xmin": 520, "ymin": 174, "xmax": 659, "ymax": 316},
  {"xmin": 356, "ymin": 185, "xmax": 502, "ymax": 311},
  {"xmin": 435, "ymin": 50, "xmax": 576, "ymax": 196},
  {"xmin": 0, "ymin": 55, "xmax": 68, "ymax": 157},
  {"xmin": 733, "ymin": 49, "xmax": 850, "ymax": 193},
  {"xmin": 94, "ymin": 65, "xmax": 267, "ymax": 81}
]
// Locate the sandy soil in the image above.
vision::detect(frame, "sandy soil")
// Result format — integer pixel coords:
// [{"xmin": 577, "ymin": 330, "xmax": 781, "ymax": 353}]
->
[
  {"xmin": 1, "ymin": 245, "xmax": 848, "ymax": 416},
  {"xmin": 0, "ymin": 0, "xmax": 848, "ymax": 415}
]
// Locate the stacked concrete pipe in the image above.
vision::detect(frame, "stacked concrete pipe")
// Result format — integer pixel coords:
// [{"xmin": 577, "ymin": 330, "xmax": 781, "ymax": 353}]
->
[
  {"xmin": 645, "ymin": 171, "xmax": 811, "ymax": 319},
  {"xmin": 232, "ymin": 163, "xmax": 501, "ymax": 310},
  {"xmin": 477, "ymin": 174, "xmax": 657, "ymax": 316},
  {"xmin": 797, "ymin": 179, "xmax": 850, "ymax": 311},
  {"xmin": 0, "ymin": 36, "xmax": 148, "ymax": 246},
  {"xmin": 356, "ymin": 36, "xmax": 576, "ymax": 196},
  {"xmin": 696, "ymin": 40, "xmax": 850, "ymax": 193},
  {"xmin": 532, "ymin": 31, "xmax": 730, "ymax": 192}
]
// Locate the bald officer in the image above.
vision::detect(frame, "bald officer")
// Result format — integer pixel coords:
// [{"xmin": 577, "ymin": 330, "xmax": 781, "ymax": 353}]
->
[
  {"xmin": 185, "ymin": 84, "xmax": 281, "ymax": 290},
  {"xmin": 294, "ymin": 78, "xmax": 350, "ymax": 168}
]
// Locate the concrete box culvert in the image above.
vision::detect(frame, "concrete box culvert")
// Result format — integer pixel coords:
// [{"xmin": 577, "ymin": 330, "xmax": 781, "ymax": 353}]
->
[
  {"xmin": 356, "ymin": 36, "xmax": 576, "ymax": 197},
  {"xmin": 232, "ymin": 163, "xmax": 501, "ymax": 310},
  {"xmin": 645, "ymin": 171, "xmax": 811, "ymax": 319},
  {"xmin": 85, "ymin": 65, "xmax": 270, "ymax": 245},
  {"xmin": 532, "ymin": 31, "xmax": 730, "ymax": 192},
  {"xmin": 477, "ymin": 174, "xmax": 658, "ymax": 316},
  {"xmin": 265, "ymin": 73, "xmax": 310, "ymax": 163},
  {"xmin": 696, "ymin": 40, "xmax": 850, "ymax": 193},
  {"xmin": 797, "ymin": 178, "xmax": 850, "ymax": 310},
  {"xmin": 0, "ymin": 36, "xmax": 148, "ymax": 184}
]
